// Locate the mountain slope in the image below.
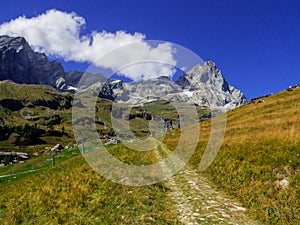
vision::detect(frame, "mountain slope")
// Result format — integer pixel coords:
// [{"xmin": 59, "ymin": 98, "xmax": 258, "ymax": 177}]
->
[
  {"xmin": 0, "ymin": 80, "xmax": 74, "ymax": 149},
  {"xmin": 188, "ymin": 85, "xmax": 300, "ymax": 224}
]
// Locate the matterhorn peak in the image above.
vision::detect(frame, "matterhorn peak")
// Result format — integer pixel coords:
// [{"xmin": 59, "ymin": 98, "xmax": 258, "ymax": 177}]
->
[{"xmin": 175, "ymin": 61, "xmax": 247, "ymax": 110}]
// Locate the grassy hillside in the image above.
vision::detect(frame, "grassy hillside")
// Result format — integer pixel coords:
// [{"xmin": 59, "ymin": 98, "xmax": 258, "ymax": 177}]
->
[
  {"xmin": 0, "ymin": 80, "xmax": 75, "ymax": 150},
  {"xmin": 0, "ymin": 80, "xmax": 209, "ymax": 149},
  {"xmin": 0, "ymin": 81, "xmax": 299, "ymax": 224},
  {"xmin": 0, "ymin": 146, "xmax": 180, "ymax": 225},
  {"xmin": 189, "ymin": 86, "xmax": 300, "ymax": 224}
]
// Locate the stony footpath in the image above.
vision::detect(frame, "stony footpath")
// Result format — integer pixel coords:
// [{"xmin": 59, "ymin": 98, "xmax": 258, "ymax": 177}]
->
[
  {"xmin": 167, "ymin": 168, "xmax": 261, "ymax": 225},
  {"xmin": 154, "ymin": 141, "xmax": 261, "ymax": 225}
]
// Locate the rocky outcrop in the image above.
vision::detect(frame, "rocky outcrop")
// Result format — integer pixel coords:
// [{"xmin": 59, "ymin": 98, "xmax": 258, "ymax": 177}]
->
[
  {"xmin": 0, "ymin": 35, "xmax": 66, "ymax": 89},
  {"xmin": 64, "ymin": 70, "xmax": 106, "ymax": 89},
  {"xmin": 64, "ymin": 70, "xmax": 83, "ymax": 88}
]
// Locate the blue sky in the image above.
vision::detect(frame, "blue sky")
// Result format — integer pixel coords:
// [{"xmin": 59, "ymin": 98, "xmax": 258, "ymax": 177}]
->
[{"xmin": 0, "ymin": 0, "xmax": 299, "ymax": 99}]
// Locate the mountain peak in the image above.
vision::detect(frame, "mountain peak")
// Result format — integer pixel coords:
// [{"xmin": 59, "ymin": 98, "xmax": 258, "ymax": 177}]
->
[
  {"xmin": 0, "ymin": 35, "xmax": 25, "ymax": 44},
  {"xmin": 204, "ymin": 61, "xmax": 216, "ymax": 69},
  {"xmin": 175, "ymin": 61, "xmax": 247, "ymax": 109},
  {"xmin": 0, "ymin": 35, "xmax": 66, "ymax": 89},
  {"xmin": 0, "ymin": 35, "xmax": 29, "ymax": 52},
  {"xmin": 98, "ymin": 61, "xmax": 247, "ymax": 110}
]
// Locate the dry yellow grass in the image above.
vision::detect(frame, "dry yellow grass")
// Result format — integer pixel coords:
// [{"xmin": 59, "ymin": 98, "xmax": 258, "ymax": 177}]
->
[
  {"xmin": 188, "ymin": 87, "xmax": 300, "ymax": 224},
  {"xmin": 0, "ymin": 154, "xmax": 181, "ymax": 225}
]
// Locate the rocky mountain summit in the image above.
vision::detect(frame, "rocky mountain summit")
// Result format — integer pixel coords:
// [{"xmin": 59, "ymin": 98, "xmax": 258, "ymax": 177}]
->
[
  {"xmin": 0, "ymin": 35, "xmax": 247, "ymax": 110},
  {"xmin": 175, "ymin": 61, "xmax": 247, "ymax": 109},
  {"xmin": 0, "ymin": 35, "xmax": 66, "ymax": 89},
  {"xmin": 90, "ymin": 62, "xmax": 247, "ymax": 110}
]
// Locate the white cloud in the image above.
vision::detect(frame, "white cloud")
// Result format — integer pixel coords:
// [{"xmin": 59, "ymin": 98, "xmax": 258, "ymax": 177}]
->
[{"xmin": 0, "ymin": 9, "xmax": 176, "ymax": 81}]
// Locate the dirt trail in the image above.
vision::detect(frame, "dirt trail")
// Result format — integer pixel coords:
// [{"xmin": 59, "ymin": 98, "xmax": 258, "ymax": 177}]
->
[{"xmin": 154, "ymin": 142, "xmax": 261, "ymax": 225}]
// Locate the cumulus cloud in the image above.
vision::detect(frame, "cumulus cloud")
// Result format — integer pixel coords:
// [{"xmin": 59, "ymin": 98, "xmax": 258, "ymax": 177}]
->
[{"xmin": 0, "ymin": 9, "xmax": 176, "ymax": 80}]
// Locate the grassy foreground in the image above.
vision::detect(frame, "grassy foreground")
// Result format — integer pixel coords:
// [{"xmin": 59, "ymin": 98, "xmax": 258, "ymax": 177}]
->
[{"xmin": 0, "ymin": 151, "xmax": 180, "ymax": 225}]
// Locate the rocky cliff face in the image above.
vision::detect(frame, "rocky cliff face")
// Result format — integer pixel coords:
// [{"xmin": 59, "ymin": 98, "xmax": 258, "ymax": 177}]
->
[
  {"xmin": 175, "ymin": 61, "xmax": 247, "ymax": 109},
  {"xmin": 91, "ymin": 62, "xmax": 247, "ymax": 110},
  {"xmin": 0, "ymin": 35, "xmax": 107, "ymax": 90},
  {"xmin": 0, "ymin": 35, "xmax": 66, "ymax": 89}
]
